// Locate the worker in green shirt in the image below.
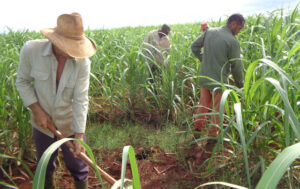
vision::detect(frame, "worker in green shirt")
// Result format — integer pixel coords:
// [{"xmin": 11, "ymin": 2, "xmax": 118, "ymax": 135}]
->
[{"xmin": 191, "ymin": 14, "xmax": 245, "ymax": 150}]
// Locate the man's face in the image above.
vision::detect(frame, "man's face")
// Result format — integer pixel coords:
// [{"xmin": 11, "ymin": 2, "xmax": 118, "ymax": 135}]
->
[
  {"xmin": 52, "ymin": 45, "xmax": 72, "ymax": 59},
  {"xmin": 162, "ymin": 29, "xmax": 169, "ymax": 36},
  {"xmin": 232, "ymin": 21, "xmax": 245, "ymax": 35}
]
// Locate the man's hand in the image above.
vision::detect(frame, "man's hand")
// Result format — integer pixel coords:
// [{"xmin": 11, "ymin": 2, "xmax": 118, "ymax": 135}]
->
[
  {"xmin": 29, "ymin": 102, "xmax": 51, "ymax": 129},
  {"xmin": 70, "ymin": 133, "xmax": 85, "ymax": 158}
]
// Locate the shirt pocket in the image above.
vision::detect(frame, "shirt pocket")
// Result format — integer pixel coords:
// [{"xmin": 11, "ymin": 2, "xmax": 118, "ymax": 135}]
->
[
  {"xmin": 30, "ymin": 70, "xmax": 50, "ymax": 86},
  {"xmin": 62, "ymin": 80, "xmax": 75, "ymax": 102}
]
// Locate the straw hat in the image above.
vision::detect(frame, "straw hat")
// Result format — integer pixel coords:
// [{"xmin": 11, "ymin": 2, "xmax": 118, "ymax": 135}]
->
[{"xmin": 41, "ymin": 12, "xmax": 97, "ymax": 58}]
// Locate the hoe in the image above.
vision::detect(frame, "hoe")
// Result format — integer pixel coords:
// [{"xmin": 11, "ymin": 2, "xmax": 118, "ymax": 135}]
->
[{"xmin": 47, "ymin": 122, "xmax": 118, "ymax": 186}]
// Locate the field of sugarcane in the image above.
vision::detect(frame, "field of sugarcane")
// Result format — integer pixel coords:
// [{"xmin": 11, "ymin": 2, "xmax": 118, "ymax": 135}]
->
[{"xmin": 1, "ymin": 6, "xmax": 300, "ymax": 189}]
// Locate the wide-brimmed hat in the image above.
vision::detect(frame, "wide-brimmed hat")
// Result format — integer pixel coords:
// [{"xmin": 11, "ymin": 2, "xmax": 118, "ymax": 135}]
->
[{"xmin": 41, "ymin": 12, "xmax": 97, "ymax": 58}]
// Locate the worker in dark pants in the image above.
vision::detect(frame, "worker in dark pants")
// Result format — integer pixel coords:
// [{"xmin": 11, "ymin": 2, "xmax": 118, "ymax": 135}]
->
[{"xmin": 16, "ymin": 13, "xmax": 97, "ymax": 189}]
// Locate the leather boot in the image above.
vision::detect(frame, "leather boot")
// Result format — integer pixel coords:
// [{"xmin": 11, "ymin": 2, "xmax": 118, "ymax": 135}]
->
[
  {"xmin": 44, "ymin": 174, "xmax": 56, "ymax": 189},
  {"xmin": 74, "ymin": 179, "xmax": 88, "ymax": 189}
]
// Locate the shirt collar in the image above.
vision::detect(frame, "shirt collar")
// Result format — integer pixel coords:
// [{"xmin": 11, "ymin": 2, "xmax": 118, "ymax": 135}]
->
[
  {"xmin": 42, "ymin": 40, "xmax": 53, "ymax": 57},
  {"xmin": 42, "ymin": 40, "xmax": 77, "ymax": 63},
  {"xmin": 223, "ymin": 25, "xmax": 233, "ymax": 35}
]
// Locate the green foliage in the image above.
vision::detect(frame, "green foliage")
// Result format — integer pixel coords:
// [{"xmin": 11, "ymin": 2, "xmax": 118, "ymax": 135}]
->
[
  {"xmin": 111, "ymin": 146, "xmax": 141, "ymax": 189},
  {"xmin": 33, "ymin": 138, "xmax": 104, "ymax": 189},
  {"xmin": 32, "ymin": 139, "xmax": 140, "ymax": 189},
  {"xmin": 0, "ymin": 30, "xmax": 42, "ymax": 173},
  {"xmin": 0, "ymin": 5, "xmax": 299, "ymax": 189},
  {"xmin": 0, "ymin": 181, "xmax": 18, "ymax": 189},
  {"xmin": 86, "ymin": 122, "xmax": 184, "ymax": 153},
  {"xmin": 256, "ymin": 142, "xmax": 300, "ymax": 189}
]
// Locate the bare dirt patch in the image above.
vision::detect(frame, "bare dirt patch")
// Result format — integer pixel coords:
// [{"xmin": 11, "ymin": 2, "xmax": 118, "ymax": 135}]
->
[{"xmin": 1, "ymin": 145, "xmax": 216, "ymax": 189}]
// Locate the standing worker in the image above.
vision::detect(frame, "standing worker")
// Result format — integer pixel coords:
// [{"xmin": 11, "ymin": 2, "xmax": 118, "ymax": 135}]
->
[
  {"xmin": 141, "ymin": 24, "xmax": 171, "ymax": 72},
  {"xmin": 191, "ymin": 14, "xmax": 245, "ymax": 151},
  {"xmin": 16, "ymin": 13, "xmax": 97, "ymax": 189}
]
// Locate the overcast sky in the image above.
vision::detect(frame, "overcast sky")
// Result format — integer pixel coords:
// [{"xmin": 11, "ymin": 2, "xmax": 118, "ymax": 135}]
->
[{"xmin": 0, "ymin": 0, "xmax": 298, "ymax": 32}]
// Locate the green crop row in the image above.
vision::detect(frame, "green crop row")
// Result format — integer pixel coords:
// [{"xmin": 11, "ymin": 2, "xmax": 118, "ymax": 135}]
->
[{"xmin": 0, "ymin": 6, "xmax": 299, "ymax": 188}]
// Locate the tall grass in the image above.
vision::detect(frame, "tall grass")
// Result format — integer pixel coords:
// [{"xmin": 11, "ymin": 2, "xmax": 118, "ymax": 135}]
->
[
  {"xmin": 0, "ymin": 6, "xmax": 299, "ymax": 188},
  {"xmin": 86, "ymin": 8, "xmax": 299, "ymax": 187},
  {"xmin": 0, "ymin": 30, "xmax": 42, "ymax": 185},
  {"xmin": 88, "ymin": 7, "xmax": 298, "ymax": 187}
]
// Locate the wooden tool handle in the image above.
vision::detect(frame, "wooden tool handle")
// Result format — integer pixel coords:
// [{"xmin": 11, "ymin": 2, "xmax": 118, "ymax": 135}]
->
[{"xmin": 47, "ymin": 122, "xmax": 117, "ymax": 185}]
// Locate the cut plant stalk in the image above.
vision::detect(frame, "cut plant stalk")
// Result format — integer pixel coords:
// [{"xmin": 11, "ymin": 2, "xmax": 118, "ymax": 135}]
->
[{"xmin": 47, "ymin": 121, "xmax": 117, "ymax": 185}]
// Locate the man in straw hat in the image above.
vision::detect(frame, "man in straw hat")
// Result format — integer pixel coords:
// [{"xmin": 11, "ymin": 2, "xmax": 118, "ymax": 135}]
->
[{"xmin": 16, "ymin": 12, "xmax": 97, "ymax": 189}]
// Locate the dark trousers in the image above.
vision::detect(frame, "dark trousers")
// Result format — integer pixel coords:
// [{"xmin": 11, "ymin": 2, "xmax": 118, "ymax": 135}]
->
[{"xmin": 33, "ymin": 128, "xmax": 89, "ymax": 181}]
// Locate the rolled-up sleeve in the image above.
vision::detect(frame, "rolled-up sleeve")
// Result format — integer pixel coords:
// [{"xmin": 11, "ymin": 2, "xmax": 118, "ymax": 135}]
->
[
  {"xmin": 191, "ymin": 33, "xmax": 205, "ymax": 61},
  {"xmin": 229, "ymin": 40, "xmax": 244, "ymax": 88},
  {"xmin": 70, "ymin": 59, "xmax": 91, "ymax": 133},
  {"xmin": 15, "ymin": 42, "xmax": 38, "ymax": 107}
]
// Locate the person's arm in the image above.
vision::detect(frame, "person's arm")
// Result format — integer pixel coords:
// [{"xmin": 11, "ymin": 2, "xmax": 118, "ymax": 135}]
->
[
  {"xmin": 141, "ymin": 33, "xmax": 156, "ymax": 60},
  {"xmin": 16, "ymin": 42, "xmax": 38, "ymax": 106},
  {"xmin": 191, "ymin": 33, "xmax": 205, "ymax": 61},
  {"xmin": 229, "ymin": 40, "xmax": 244, "ymax": 88},
  {"xmin": 154, "ymin": 37, "xmax": 170, "ymax": 65},
  {"xmin": 160, "ymin": 36, "xmax": 171, "ymax": 52},
  {"xmin": 72, "ymin": 133, "xmax": 84, "ymax": 158},
  {"xmin": 70, "ymin": 59, "xmax": 91, "ymax": 156},
  {"xmin": 16, "ymin": 42, "xmax": 52, "ymax": 128}
]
